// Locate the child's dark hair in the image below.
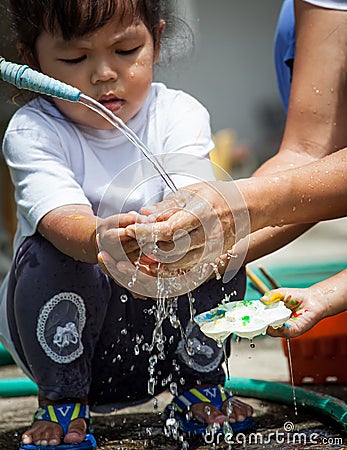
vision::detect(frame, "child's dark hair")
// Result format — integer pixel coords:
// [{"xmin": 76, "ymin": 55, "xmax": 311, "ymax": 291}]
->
[
  {"xmin": 4, "ymin": 0, "xmax": 193, "ymax": 104},
  {"xmin": 10, "ymin": 0, "xmax": 170, "ymax": 59}
]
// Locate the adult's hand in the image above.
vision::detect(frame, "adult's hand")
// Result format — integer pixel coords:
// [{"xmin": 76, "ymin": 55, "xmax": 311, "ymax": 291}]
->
[
  {"xmin": 261, "ymin": 288, "xmax": 329, "ymax": 338},
  {"xmin": 125, "ymin": 180, "xmax": 250, "ymax": 274}
]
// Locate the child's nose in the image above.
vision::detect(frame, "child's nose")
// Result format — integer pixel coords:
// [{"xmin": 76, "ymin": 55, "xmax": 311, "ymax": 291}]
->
[{"xmin": 91, "ymin": 60, "xmax": 118, "ymax": 84}]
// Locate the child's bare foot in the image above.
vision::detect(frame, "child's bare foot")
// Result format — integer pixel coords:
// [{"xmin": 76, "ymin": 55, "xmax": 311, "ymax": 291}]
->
[
  {"xmin": 21, "ymin": 397, "xmax": 88, "ymax": 446},
  {"xmin": 64, "ymin": 418, "xmax": 88, "ymax": 444},
  {"xmin": 22, "ymin": 418, "xmax": 87, "ymax": 446},
  {"xmin": 191, "ymin": 396, "xmax": 253, "ymax": 425},
  {"xmin": 169, "ymin": 384, "xmax": 254, "ymax": 431}
]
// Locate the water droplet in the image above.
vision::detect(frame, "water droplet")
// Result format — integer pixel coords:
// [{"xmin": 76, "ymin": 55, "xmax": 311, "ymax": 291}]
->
[
  {"xmin": 148, "ymin": 377, "xmax": 156, "ymax": 395},
  {"xmin": 169, "ymin": 382, "xmax": 178, "ymax": 396},
  {"xmin": 120, "ymin": 294, "xmax": 128, "ymax": 303},
  {"xmin": 149, "ymin": 355, "xmax": 158, "ymax": 366},
  {"xmin": 223, "ymin": 420, "xmax": 234, "ymax": 436},
  {"xmin": 204, "ymin": 405, "xmax": 211, "ymax": 416}
]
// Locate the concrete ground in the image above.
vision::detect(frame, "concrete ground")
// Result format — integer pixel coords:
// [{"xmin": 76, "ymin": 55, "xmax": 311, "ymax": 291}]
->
[{"xmin": 0, "ymin": 336, "xmax": 346, "ymax": 449}]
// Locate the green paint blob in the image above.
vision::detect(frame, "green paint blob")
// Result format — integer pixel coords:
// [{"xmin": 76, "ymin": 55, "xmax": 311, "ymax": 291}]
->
[{"xmin": 242, "ymin": 315, "xmax": 250, "ymax": 326}]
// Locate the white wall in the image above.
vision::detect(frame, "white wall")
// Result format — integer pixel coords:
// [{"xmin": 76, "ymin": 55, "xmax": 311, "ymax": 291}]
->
[{"xmin": 156, "ymin": 0, "xmax": 285, "ymax": 164}]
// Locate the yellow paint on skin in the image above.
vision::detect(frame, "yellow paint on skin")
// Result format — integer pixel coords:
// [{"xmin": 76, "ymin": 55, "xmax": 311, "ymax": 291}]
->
[
  {"xmin": 67, "ymin": 214, "xmax": 88, "ymax": 220},
  {"xmin": 262, "ymin": 292, "xmax": 284, "ymax": 306}
]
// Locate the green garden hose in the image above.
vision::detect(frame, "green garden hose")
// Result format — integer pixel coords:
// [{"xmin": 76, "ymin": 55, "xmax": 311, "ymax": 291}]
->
[
  {"xmin": 0, "ymin": 377, "xmax": 38, "ymax": 397},
  {"xmin": 0, "ymin": 343, "xmax": 14, "ymax": 366},
  {"xmin": 225, "ymin": 377, "xmax": 347, "ymax": 433}
]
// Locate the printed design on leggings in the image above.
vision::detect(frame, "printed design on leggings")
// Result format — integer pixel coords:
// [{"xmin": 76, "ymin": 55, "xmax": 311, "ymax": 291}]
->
[
  {"xmin": 176, "ymin": 321, "xmax": 223, "ymax": 373},
  {"xmin": 36, "ymin": 292, "xmax": 86, "ymax": 364},
  {"xmin": 53, "ymin": 322, "xmax": 79, "ymax": 348}
]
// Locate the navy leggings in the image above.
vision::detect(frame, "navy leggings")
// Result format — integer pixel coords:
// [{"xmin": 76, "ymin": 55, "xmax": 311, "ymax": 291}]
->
[{"xmin": 7, "ymin": 234, "xmax": 246, "ymax": 409}]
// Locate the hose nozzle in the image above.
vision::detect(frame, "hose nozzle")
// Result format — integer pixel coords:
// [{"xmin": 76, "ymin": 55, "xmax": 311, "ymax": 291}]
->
[{"xmin": 0, "ymin": 57, "xmax": 81, "ymax": 102}]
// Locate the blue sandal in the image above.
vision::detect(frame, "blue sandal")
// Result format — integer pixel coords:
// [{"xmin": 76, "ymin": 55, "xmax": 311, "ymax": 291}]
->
[
  {"xmin": 20, "ymin": 403, "xmax": 97, "ymax": 450},
  {"xmin": 165, "ymin": 384, "xmax": 255, "ymax": 436}
]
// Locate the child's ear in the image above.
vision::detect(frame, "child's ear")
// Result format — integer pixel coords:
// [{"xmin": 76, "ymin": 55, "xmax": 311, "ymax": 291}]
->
[
  {"xmin": 16, "ymin": 42, "xmax": 40, "ymax": 70},
  {"xmin": 153, "ymin": 19, "xmax": 166, "ymax": 64}
]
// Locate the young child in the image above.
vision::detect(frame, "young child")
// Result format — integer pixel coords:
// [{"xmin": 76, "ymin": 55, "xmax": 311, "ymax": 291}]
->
[{"xmin": 0, "ymin": 0, "xmax": 253, "ymax": 448}]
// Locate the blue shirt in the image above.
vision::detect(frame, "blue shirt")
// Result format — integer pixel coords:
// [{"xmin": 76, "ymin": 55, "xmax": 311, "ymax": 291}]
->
[{"xmin": 274, "ymin": 0, "xmax": 295, "ymax": 112}]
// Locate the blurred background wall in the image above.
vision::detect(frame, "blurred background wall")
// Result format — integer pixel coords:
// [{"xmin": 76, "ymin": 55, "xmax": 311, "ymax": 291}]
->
[
  {"xmin": 156, "ymin": 0, "xmax": 285, "ymax": 166},
  {"xmin": 0, "ymin": 0, "xmax": 285, "ymax": 279}
]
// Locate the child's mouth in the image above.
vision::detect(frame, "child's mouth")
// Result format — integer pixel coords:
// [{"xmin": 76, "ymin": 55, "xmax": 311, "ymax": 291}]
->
[{"xmin": 98, "ymin": 94, "xmax": 124, "ymax": 113}]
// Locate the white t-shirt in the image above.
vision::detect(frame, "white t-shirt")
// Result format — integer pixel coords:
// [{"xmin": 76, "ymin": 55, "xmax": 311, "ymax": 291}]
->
[
  {"xmin": 0, "ymin": 82, "xmax": 215, "ymax": 365},
  {"xmin": 303, "ymin": 0, "xmax": 347, "ymax": 9}
]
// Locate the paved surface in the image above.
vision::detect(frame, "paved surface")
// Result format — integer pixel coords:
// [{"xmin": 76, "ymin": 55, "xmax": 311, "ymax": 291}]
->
[{"xmin": 0, "ymin": 337, "xmax": 346, "ymax": 449}]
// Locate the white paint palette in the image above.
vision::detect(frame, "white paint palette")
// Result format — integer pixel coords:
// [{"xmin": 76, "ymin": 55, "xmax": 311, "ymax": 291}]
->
[{"xmin": 194, "ymin": 299, "xmax": 292, "ymax": 341}]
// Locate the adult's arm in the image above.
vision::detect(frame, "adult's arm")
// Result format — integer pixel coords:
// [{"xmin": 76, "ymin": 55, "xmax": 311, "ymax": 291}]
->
[
  {"xmin": 132, "ymin": 146, "xmax": 347, "ymax": 271},
  {"xmin": 236, "ymin": 0, "xmax": 347, "ymax": 262},
  {"xmin": 258, "ymin": 0, "xmax": 347, "ymax": 174},
  {"xmin": 242, "ymin": 148, "xmax": 347, "ymax": 229}
]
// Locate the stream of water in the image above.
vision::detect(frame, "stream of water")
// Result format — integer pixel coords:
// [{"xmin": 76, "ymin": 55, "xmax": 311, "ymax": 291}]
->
[{"xmin": 79, "ymin": 94, "xmax": 178, "ymax": 195}]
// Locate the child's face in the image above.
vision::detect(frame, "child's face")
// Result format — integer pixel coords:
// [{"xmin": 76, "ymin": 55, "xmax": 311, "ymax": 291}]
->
[{"xmin": 34, "ymin": 14, "xmax": 161, "ymax": 129}]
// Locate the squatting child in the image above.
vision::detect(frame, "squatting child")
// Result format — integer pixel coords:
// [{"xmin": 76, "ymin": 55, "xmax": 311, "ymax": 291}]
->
[{"xmin": 0, "ymin": 0, "xmax": 253, "ymax": 448}]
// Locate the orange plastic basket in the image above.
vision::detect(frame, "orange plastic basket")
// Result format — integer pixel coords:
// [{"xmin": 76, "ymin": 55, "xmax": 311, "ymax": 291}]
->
[{"xmin": 282, "ymin": 311, "xmax": 347, "ymax": 385}]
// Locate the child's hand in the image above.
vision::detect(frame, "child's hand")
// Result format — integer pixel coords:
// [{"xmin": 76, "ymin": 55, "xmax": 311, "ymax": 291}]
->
[
  {"xmin": 261, "ymin": 288, "xmax": 328, "ymax": 338},
  {"xmin": 98, "ymin": 247, "xmax": 207, "ymax": 299},
  {"xmin": 97, "ymin": 250, "xmax": 151, "ymax": 299},
  {"xmin": 97, "ymin": 212, "xmax": 159, "ymax": 298},
  {"xmin": 96, "ymin": 211, "xmax": 141, "ymax": 262},
  {"xmin": 97, "ymin": 211, "xmax": 143, "ymax": 290}
]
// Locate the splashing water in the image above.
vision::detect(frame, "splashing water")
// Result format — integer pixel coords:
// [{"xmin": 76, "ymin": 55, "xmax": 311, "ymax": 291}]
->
[
  {"xmin": 79, "ymin": 94, "xmax": 178, "ymax": 193},
  {"xmin": 286, "ymin": 338, "xmax": 298, "ymax": 416},
  {"xmin": 128, "ymin": 251, "xmax": 143, "ymax": 289}
]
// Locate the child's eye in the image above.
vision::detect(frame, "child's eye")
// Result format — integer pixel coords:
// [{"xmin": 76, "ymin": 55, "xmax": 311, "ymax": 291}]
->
[
  {"xmin": 59, "ymin": 56, "xmax": 86, "ymax": 64},
  {"xmin": 116, "ymin": 46, "xmax": 141, "ymax": 56}
]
